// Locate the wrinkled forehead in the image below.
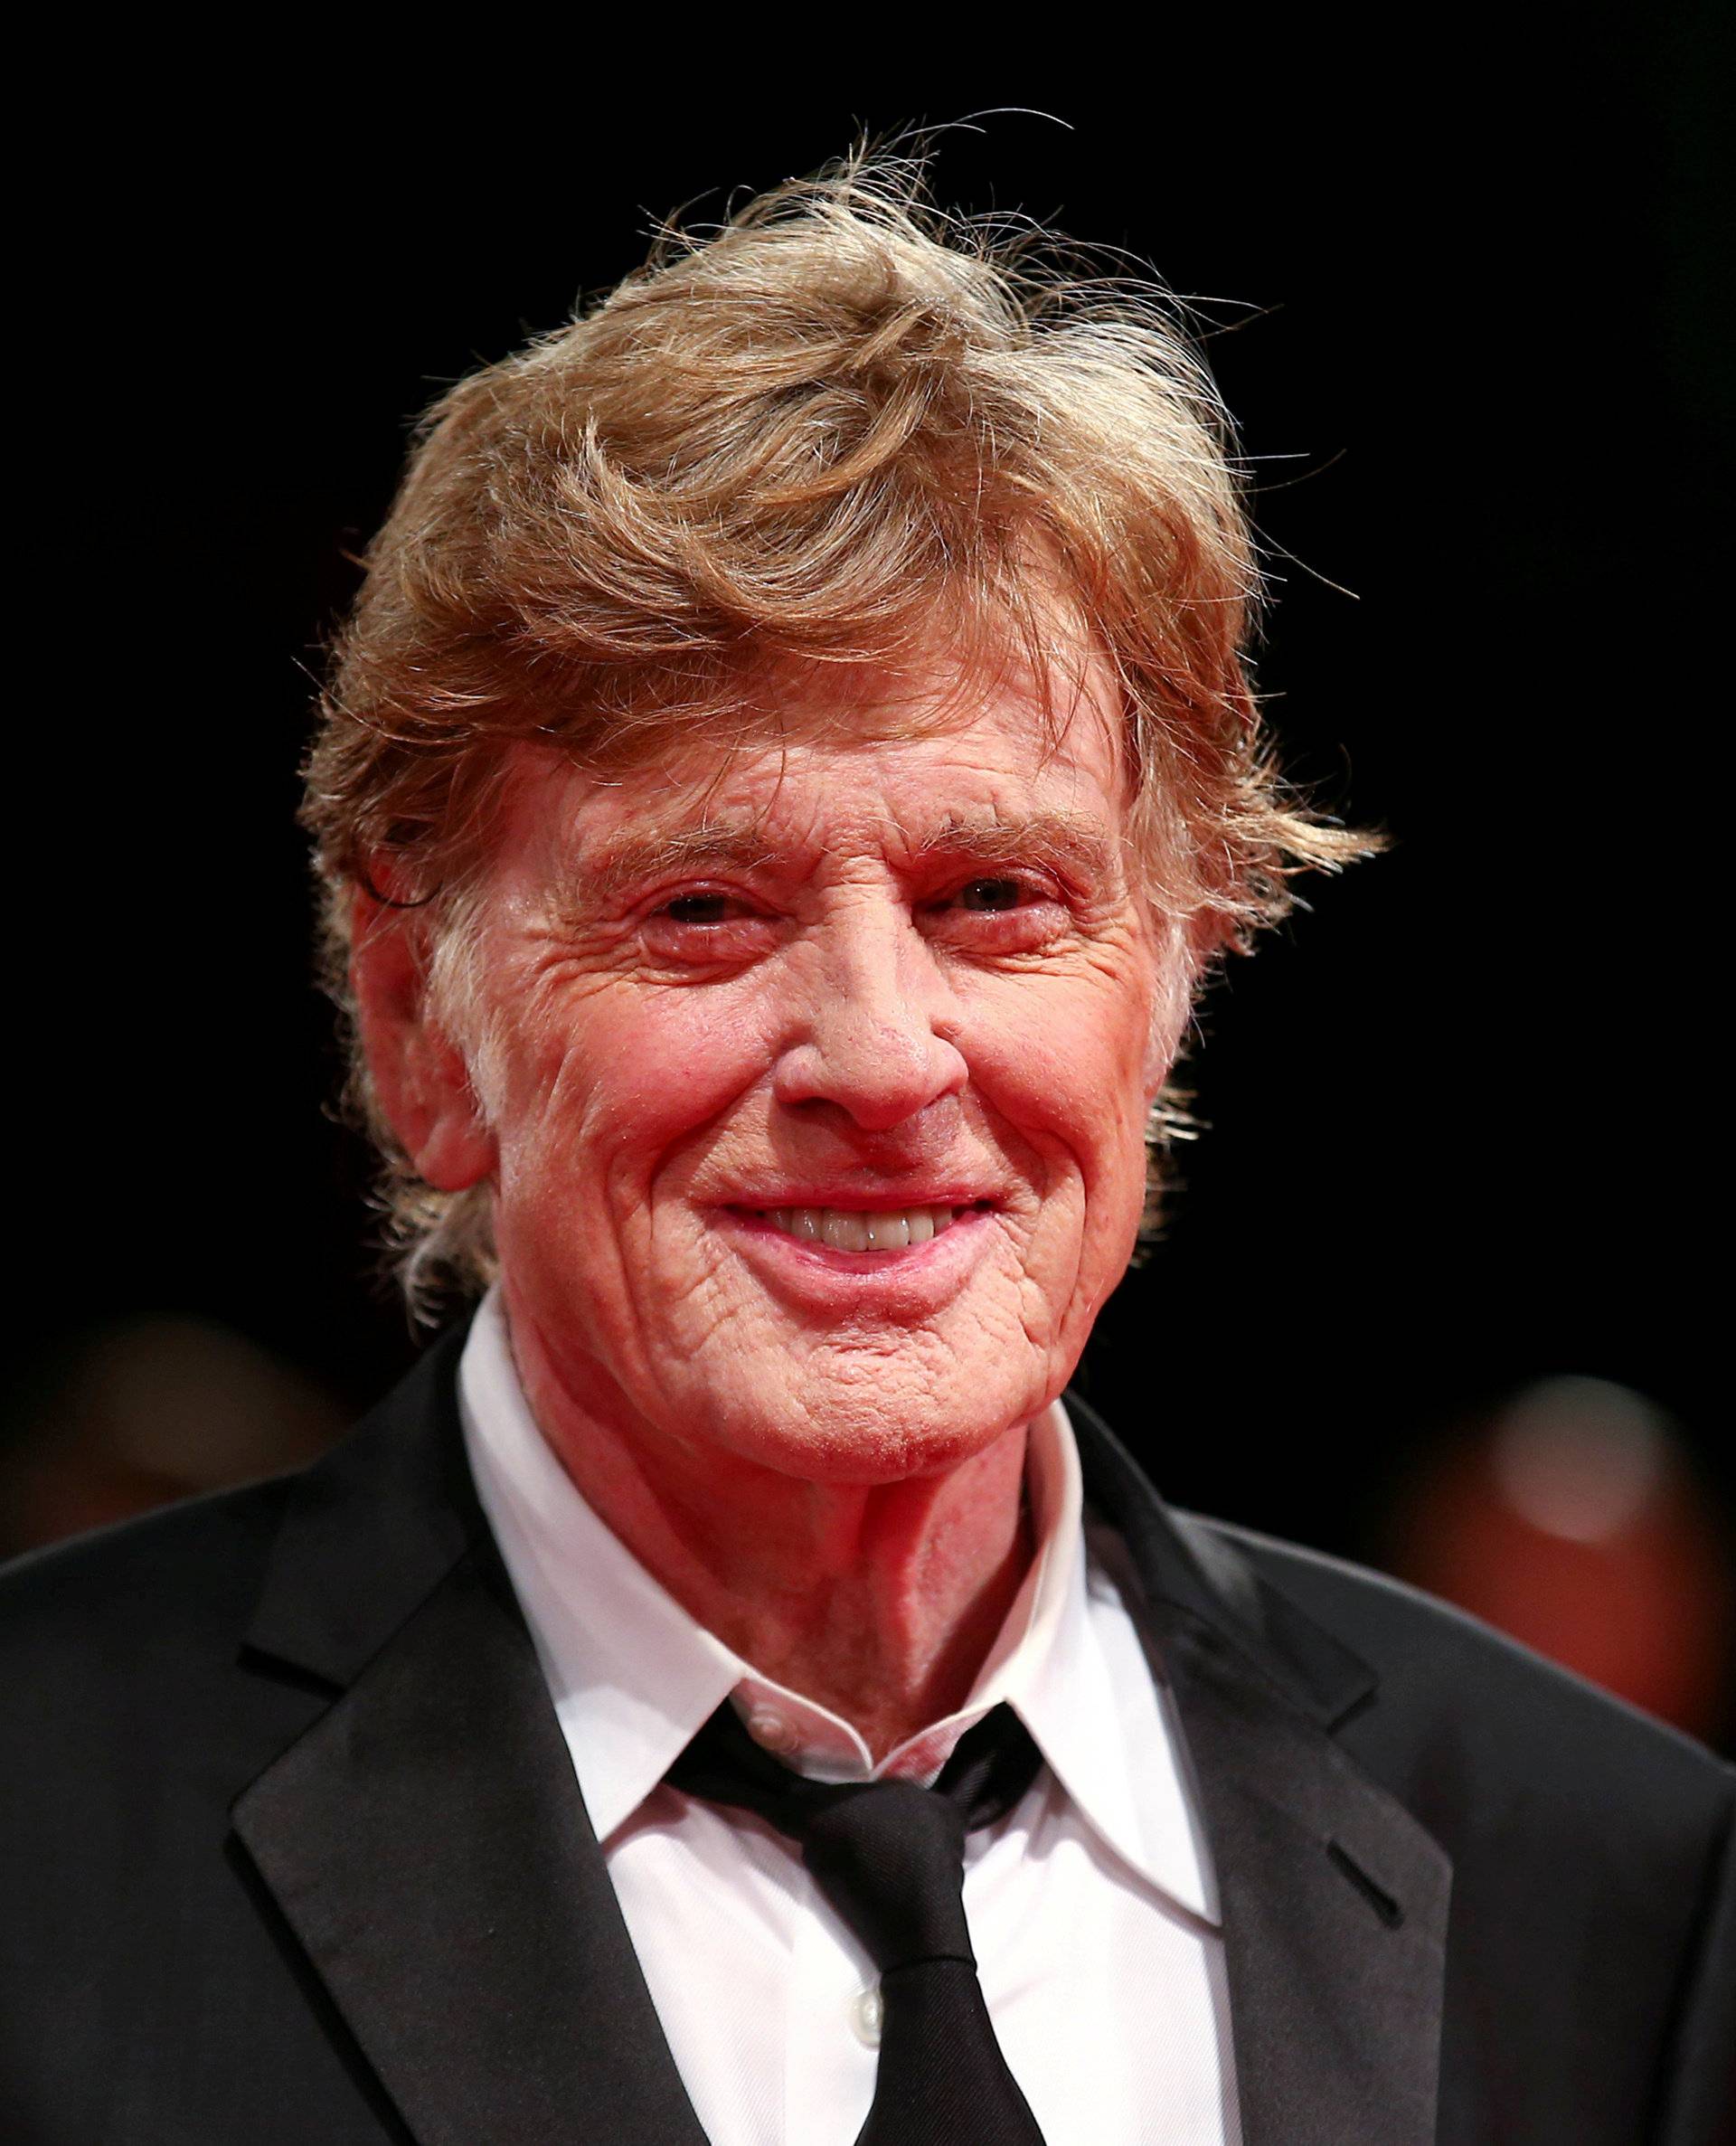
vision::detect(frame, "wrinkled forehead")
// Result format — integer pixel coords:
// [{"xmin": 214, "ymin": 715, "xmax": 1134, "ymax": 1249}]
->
[{"xmin": 488, "ymin": 634, "xmax": 1134, "ymax": 888}]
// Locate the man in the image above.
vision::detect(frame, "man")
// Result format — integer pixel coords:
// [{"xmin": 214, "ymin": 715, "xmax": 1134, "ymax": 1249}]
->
[{"xmin": 3, "ymin": 156, "xmax": 1731, "ymax": 2145}]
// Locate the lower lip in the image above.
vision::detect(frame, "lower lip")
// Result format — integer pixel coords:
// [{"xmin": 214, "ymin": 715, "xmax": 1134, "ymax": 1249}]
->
[{"xmin": 713, "ymin": 1206, "xmax": 997, "ymax": 1308}]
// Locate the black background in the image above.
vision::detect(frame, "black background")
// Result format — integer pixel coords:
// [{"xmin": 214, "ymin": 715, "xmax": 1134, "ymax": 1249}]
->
[{"xmin": 14, "ymin": 17, "xmax": 1728, "ymax": 1568}]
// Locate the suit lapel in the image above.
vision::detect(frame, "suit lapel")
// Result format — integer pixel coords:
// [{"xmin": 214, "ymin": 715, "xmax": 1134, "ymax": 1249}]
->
[
  {"xmin": 231, "ymin": 1328, "xmax": 709, "ymax": 2146},
  {"xmin": 1157, "ymin": 1612, "xmax": 1451, "ymax": 2146},
  {"xmin": 1071, "ymin": 1394, "xmax": 1451, "ymax": 2146}
]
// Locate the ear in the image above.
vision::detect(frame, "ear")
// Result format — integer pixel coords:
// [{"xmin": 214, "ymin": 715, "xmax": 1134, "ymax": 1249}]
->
[{"xmin": 347, "ymin": 885, "xmax": 496, "ymax": 1192}]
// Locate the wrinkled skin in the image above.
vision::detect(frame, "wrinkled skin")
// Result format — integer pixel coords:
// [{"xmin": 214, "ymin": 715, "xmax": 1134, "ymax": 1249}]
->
[{"xmin": 354, "ymin": 657, "xmax": 1192, "ymax": 1749}]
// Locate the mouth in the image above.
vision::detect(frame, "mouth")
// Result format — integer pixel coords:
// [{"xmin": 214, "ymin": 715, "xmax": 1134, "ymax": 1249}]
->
[{"xmin": 722, "ymin": 1198, "xmax": 997, "ymax": 1255}]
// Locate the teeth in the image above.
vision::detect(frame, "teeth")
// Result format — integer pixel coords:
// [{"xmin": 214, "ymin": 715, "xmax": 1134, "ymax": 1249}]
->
[{"xmin": 760, "ymin": 1204, "xmax": 967, "ymax": 1251}]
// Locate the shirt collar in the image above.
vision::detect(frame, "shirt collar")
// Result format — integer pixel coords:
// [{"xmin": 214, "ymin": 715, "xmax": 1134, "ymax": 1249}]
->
[{"xmin": 458, "ymin": 1286, "xmax": 1214, "ymax": 1921}]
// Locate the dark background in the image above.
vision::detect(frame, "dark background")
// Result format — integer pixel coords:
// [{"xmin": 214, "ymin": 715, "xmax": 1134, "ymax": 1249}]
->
[{"xmin": 9, "ymin": 24, "xmax": 1729, "ymax": 1725}]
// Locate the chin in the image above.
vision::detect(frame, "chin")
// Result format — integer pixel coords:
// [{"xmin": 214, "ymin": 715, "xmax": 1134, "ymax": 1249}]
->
[{"xmin": 692, "ymin": 1347, "xmax": 1057, "ymax": 1486}]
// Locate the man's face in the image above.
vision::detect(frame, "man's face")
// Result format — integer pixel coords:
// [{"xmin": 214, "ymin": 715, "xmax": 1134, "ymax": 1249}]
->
[{"xmin": 443, "ymin": 658, "xmax": 1185, "ymax": 1484}]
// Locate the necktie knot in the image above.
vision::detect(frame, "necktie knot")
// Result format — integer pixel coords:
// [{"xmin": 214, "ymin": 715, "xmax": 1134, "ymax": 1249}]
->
[
  {"xmin": 666, "ymin": 1697, "xmax": 1050, "ymax": 2143},
  {"xmin": 801, "ymin": 1777, "xmax": 974, "ymax": 1973}
]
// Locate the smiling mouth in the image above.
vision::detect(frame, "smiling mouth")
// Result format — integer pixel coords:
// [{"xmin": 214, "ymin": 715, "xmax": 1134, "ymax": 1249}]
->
[{"xmin": 730, "ymin": 1200, "xmax": 995, "ymax": 1253}]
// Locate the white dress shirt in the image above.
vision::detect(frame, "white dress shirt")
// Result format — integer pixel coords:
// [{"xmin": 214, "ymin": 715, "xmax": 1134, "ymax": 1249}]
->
[{"xmin": 459, "ymin": 1288, "xmax": 1241, "ymax": 2145}]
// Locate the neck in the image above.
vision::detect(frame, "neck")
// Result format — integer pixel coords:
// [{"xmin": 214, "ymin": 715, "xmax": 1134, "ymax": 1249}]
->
[{"xmin": 501, "ymin": 1300, "xmax": 1038, "ymax": 1763}]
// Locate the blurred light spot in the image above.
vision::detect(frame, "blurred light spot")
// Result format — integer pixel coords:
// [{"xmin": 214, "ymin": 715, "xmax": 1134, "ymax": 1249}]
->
[
  {"xmin": 1379, "ymin": 1374, "xmax": 1733, "ymax": 1743},
  {"xmin": 0, "ymin": 1317, "xmax": 347, "ymax": 1554},
  {"xmin": 1491, "ymin": 1376, "xmax": 1668, "ymax": 1542}
]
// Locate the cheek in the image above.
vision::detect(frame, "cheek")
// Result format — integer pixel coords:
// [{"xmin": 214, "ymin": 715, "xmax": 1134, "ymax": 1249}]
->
[
  {"xmin": 971, "ymin": 969, "xmax": 1157, "ymax": 1196},
  {"xmin": 494, "ymin": 978, "xmax": 773, "ymax": 1200}
]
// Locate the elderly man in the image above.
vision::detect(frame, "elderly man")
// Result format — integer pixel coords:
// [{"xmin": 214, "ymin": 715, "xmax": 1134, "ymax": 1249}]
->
[{"xmin": 3, "ymin": 161, "xmax": 1731, "ymax": 2146}]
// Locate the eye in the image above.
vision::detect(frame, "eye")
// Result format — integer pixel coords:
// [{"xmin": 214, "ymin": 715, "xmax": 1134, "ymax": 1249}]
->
[
  {"xmin": 922, "ymin": 871, "xmax": 1069, "ymax": 953},
  {"xmin": 953, "ymin": 876, "xmax": 1030, "ymax": 913},
  {"xmin": 637, "ymin": 886, "xmax": 776, "ymax": 969},
  {"xmin": 657, "ymin": 890, "xmax": 753, "ymax": 925}
]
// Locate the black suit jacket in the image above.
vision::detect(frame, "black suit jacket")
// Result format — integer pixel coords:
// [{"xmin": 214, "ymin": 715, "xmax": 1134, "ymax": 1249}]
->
[{"xmin": 3, "ymin": 1324, "xmax": 1731, "ymax": 2145}]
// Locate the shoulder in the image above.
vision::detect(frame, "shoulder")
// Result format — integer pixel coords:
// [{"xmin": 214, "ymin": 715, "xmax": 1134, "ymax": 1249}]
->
[
  {"xmin": 0, "ymin": 1322, "xmax": 481, "ymax": 1815},
  {"xmin": 1185, "ymin": 1511, "xmax": 1734, "ymax": 1845},
  {"xmin": 1, "ymin": 1319, "xmax": 475, "ymax": 1698},
  {"xmin": 0, "ymin": 1474, "xmax": 298, "ymax": 1716},
  {"xmin": 1186, "ymin": 1517, "xmax": 1736, "ymax": 2134},
  {"xmin": 1, "ymin": 1470, "xmax": 300, "ymax": 1635},
  {"xmin": 0, "ymin": 1475, "xmax": 329, "ymax": 1948}
]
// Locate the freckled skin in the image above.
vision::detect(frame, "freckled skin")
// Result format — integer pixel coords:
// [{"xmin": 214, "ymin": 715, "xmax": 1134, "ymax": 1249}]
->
[{"xmin": 354, "ymin": 661, "xmax": 1191, "ymax": 1753}]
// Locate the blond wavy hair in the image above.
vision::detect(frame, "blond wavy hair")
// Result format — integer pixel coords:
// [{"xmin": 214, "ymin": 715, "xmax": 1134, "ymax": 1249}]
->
[{"xmin": 301, "ymin": 145, "xmax": 1369, "ymax": 1314}]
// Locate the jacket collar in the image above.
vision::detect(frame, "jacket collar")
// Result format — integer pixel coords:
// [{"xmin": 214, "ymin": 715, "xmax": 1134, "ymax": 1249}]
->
[
  {"xmin": 234, "ymin": 1315, "xmax": 712, "ymax": 2146},
  {"xmin": 241, "ymin": 1321, "xmax": 486, "ymax": 1690},
  {"xmin": 1071, "ymin": 1389, "xmax": 1451, "ymax": 2146},
  {"xmin": 1067, "ymin": 1387, "xmax": 1381, "ymax": 1729},
  {"xmin": 234, "ymin": 1332, "xmax": 1448, "ymax": 2146}
]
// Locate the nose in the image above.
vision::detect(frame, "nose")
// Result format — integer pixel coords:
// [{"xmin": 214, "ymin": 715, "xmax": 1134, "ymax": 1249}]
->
[{"xmin": 772, "ymin": 905, "xmax": 967, "ymax": 1134}]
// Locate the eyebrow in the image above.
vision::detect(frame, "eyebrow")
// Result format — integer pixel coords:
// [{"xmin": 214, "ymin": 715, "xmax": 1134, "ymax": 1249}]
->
[
  {"xmin": 564, "ymin": 806, "xmax": 1122, "ymax": 909},
  {"xmin": 913, "ymin": 810, "xmax": 1121, "ymax": 886},
  {"xmin": 563, "ymin": 822, "xmax": 779, "ymax": 909}
]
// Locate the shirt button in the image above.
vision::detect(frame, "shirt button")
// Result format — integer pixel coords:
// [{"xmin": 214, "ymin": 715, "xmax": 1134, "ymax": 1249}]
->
[
  {"xmin": 851, "ymin": 1986, "xmax": 883, "ymax": 2047},
  {"xmin": 746, "ymin": 1706, "xmax": 799, "ymax": 1754}
]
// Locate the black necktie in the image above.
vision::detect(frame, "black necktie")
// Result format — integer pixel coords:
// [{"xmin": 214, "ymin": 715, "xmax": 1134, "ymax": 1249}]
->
[{"xmin": 667, "ymin": 1699, "xmax": 1049, "ymax": 2146}]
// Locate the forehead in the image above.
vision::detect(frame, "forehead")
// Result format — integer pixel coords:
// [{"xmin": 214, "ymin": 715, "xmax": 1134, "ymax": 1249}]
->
[{"xmin": 495, "ymin": 647, "xmax": 1133, "ymax": 880}]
